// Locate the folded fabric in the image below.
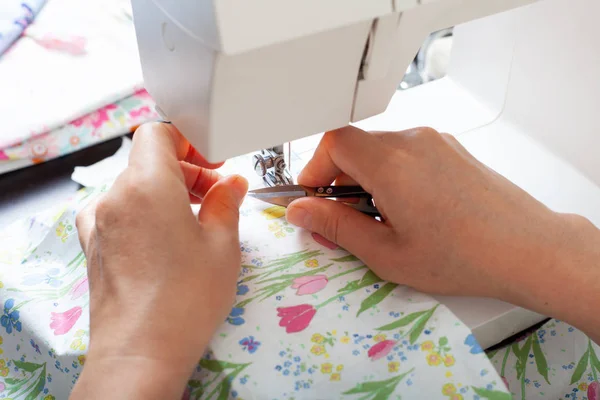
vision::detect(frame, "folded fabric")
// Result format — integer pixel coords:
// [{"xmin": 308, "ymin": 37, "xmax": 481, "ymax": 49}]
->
[
  {"xmin": 0, "ymin": 0, "xmax": 47, "ymax": 56},
  {"xmin": 0, "ymin": 0, "xmax": 142, "ymax": 150},
  {"xmin": 0, "ymin": 90, "xmax": 157, "ymax": 175}
]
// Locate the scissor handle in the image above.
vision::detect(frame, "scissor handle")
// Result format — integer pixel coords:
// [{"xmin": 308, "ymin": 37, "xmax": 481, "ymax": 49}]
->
[
  {"xmin": 312, "ymin": 186, "xmax": 380, "ymax": 218},
  {"xmin": 313, "ymin": 185, "xmax": 371, "ymax": 198}
]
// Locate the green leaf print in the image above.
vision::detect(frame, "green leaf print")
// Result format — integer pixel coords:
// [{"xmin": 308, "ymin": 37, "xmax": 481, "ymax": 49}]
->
[
  {"xmin": 571, "ymin": 348, "xmax": 590, "ymax": 384},
  {"xmin": 376, "ymin": 310, "xmax": 429, "ymax": 331},
  {"xmin": 356, "ymin": 282, "xmax": 397, "ymax": 317},
  {"xmin": 200, "ymin": 359, "xmax": 226, "ymax": 373},
  {"xmin": 409, "ymin": 307, "xmax": 437, "ymax": 345},
  {"xmin": 331, "ymin": 255, "xmax": 360, "ymax": 262},
  {"xmin": 589, "ymin": 340, "xmax": 600, "ymax": 375},
  {"xmin": 376, "ymin": 304, "xmax": 439, "ymax": 344},
  {"xmin": 343, "ymin": 368, "xmax": 413, "ymax": 399},
  {"xmin": 531, "ymin": 337, "xmax": 550, "ymax": 384},
  {"xmin": 439, "ymin": 337, "xmax": 449, "ymax": 346},
  {"xmin": 193, "ymin": 359, "xmax": 251, "ymax": 400},
  {"xmin": 359, "ymin": 270, "xmax": 382, "ymax": 286},
  {"xmin": 471, "ymin": 387, "xmax": 512, "ymax": 400},
  {"xmin": 5, "ymin": 361, "xmax": 46, "ymax": 399},
  {"xmin": 13, "ymin": 360, "xmax": 43, "ymax": 373},
  {"xmin": 239, "ymin": 250, "xmax": 322, "ymax": 283}
]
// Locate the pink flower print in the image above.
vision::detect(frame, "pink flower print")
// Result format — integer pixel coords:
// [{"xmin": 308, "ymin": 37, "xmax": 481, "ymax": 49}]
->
[
  {"xmin": 0, "ymin": 381, "xmax": 4, "ymax": 392},
  {"xmin": 291, "ymin": 275, "xmax": 328, "ymax": 296},
  {"xmin": 368, "ymin": 340, "xmax": 396, "ymax": 361},
  {"xmin": 0, "ymin": 150, "xmax": 7, "ymax": 161},
  {"xmin": 276, "ymin": 304, "xmax": 316, "ymax": 333},
  {"xmin": 311, "ymin": 233, "xmax": 338, "ymax": 250},
  {"xmin": 50, "ymin": 306, "xmax": 82, "ymax": 335},
  {"xmin": 71, "ymin": 104, "xmax": 117, "ymax": 129},
  {"xmin": 181, "ymin": 387, "xmax": 191, "ymax": 400},
  {"xmin": 129, "ymin": 106, "xmax": 153, "ymax": 120},
  {"xmin": 501, "ymin": 376, "xmax": 509, "ymax": 390},
  {"xmin": 589, "ymin": 381, "xmax": 600, "ymax": 400},
  {"xmin": 70, "ymin": 276, "xmax": 89, "ymax": 300}
]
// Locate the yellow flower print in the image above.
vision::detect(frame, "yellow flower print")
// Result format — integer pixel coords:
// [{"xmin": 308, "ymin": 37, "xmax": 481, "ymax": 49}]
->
[
  {"xmin": 262, "ymin": 206, "xmax": 286, "ymax": 220},
  {"xmin": 0, "ymin": 336, "xmax": 3, "ymax": 345},
  {"xmin": 310, "ymin": 345, "xmax": 326, "ymax": 356},
  {"xmin": 70, "ymin": 338, "xmax": 86, "ymax": 351},
  {"xmin": 340, "ymin": 336, "xmax": 350, "ymax": 344},
  {"xmin": 330, "ymin": 373, "xmax": 341, "ymax": 381},
  {"xmin": 320, "ymin": 363, "xmax": 333, "ymax": 374},
  {"xmin": 0, "ymin": 281, "xmax": 3, "ymax": 288},
  {"xmin": 421, "ymin": 340, "xmax": 435, "ymax": 352},
  {"xmin": 0, "ymin": 360, "xmax": 8, "ymax": 377},
  {"xmin": 44, "ymin": 395, "xmax": 56, "ymax": 400},
  {"xmin": 304, "ymin": 259, "xmax": 319, "ymax": 268},
  {"xmin": 268, "ymin": 222, "xmax": 281, "ymax": 232},
  {"xmin": 427, "ymin": 352, "xmax": 442, "ymax": 366},
  {"xmin": 274, "ymin": 231, "xmax": 286, "ymax": 239},
  {"xmin": 579, "ymin": 382, "xmax": 588, "ymax": 391},
  {"xmin": 336, "ymin": 365, "xmax": 344, "ymax": 372},
  {"xmin": 445, "ymin": 371, "xmax": 453, "ymax": 378},
  {"xmin": 388, "ymin": 361, "xmax": 400, "ymax": 372},
  {"xmin": 373, "ymin": 334, "xmax": 387, "ymax": 343},
  {"xmin": 78, "ymin": 355, "xmax": 86, "ymax": 365},
  {"xmin": 331, "ymin": 330, "xmax": 337, "ymax": 336},
  {"xmin": 449, "ymin": 395, "xmax": 463, "ymax": 400},
  {"xmin": 443, "ymin": 354, "xmax": 455, "ymax": 367},
  {"xmin": 311, "ymin": 333, "xmax": 324, "ymax": 344},
  {"xmin": 442, "ymin": 383, "xmax": 457, "ymax": 395}
]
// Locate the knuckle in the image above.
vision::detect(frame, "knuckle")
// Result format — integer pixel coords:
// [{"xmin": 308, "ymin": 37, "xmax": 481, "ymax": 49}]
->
[
  {"xmin": 94, "ymin": 195, "xmax": 120, "ymax": 232},
  {"xmin": 404, "ymin": 126, "xmax": 441, "ymax": 142},
  {"xmin": 321, "ymin": 211, "xmax": 341, "ymax": 245}
]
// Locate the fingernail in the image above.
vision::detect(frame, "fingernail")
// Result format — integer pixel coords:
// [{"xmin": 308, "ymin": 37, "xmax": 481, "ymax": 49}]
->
[
  {"xmin": 286, "ymin": 205, "xmax": 312, "ymax": 229},
  {"xmin": 230, "ymin": 175, "xmax": 248, "ymax": 206}
]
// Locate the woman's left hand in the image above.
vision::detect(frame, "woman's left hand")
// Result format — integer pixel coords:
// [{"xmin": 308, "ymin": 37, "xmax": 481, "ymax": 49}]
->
[{"xmin": 71, "ymin": 123, "xmax": 248, "ymax": 399}]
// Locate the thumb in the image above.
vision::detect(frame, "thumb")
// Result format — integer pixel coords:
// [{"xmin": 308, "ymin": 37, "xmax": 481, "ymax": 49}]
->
[
  {"xmin": 286, "ymin": 197, "xmax": 393, "ymax": 263},
  {"xmin": 198, "ymin": 175, "xmax": 248, "ymax": 231}
]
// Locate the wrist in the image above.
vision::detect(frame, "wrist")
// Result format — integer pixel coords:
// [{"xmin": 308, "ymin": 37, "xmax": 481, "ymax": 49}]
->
[
  {"xmin": 505, "ymin": 212, "xmax": 600, "ymax": 338},
  {"xmin": 71, "ymin": 352, "xmax": 192, "ymax": 399}
]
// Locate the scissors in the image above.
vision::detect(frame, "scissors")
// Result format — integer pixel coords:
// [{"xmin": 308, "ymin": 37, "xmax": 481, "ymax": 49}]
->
[{"xmin": 247, "ymin": 185, "xmax": 380, "ymax": 218}]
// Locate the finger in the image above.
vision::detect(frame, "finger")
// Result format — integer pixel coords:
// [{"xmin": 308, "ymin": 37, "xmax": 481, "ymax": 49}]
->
[
  {"xmin": 334, "ymin": 173, "xmax": 359, "ymax": 186},
  {"xmin": 129, "ymin": 122, "xmax": 225, "ymax": 171},
  {"xmin": 286, "ymin": 197, "xmax": 394, "ymax": 265},
  {"xmin": 75, "ymin": 198, "xmax": 98, "ymax": 251},
  {"xmin": 180, "ymin": 161, "xmax": 222, "ymax": 200},
  {"xmin": 198, "ymin": 175, "xmax": 248, "ymax": 231},
  {"xmin": 297, "ymin": 126, "xmax": 388, "ymax": 192}
]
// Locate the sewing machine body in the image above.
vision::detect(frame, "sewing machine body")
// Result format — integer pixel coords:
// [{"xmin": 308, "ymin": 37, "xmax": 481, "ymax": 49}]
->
[
  {"xmin": 131, "ymin": 0, "xmax": 536, "ymax": 162},
  {"xmin": 131, "ymin": 0, "xmax": 600, "ymax": 347}
]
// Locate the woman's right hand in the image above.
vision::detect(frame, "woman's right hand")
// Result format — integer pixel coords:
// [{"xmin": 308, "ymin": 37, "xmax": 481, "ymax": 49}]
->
[{"xmin": 286, "ymin": 126, "xmax": 600, "ymax": 342}]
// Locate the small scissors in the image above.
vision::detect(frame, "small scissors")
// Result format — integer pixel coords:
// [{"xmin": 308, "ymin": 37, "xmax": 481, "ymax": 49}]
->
[{"xmin": 247, "ymin": 185, "xmax": 380, "ymax": 218}]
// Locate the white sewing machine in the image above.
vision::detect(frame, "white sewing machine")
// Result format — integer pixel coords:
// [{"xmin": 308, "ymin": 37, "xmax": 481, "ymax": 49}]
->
[{"xmin": 130, "ymin": 0, "xmax": 600, "ymax": 348}]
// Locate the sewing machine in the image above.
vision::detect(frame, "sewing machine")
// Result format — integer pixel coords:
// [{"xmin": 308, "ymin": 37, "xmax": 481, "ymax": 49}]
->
[{"xmin": 130, "ymin": 0, "xmax": 600, "ymax": 348}]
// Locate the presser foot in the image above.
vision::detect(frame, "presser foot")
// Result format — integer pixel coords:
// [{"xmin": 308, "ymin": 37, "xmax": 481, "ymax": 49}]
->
[{"xmin": 253, "ymin": 146, "xmax": 293, "ymax": 187}]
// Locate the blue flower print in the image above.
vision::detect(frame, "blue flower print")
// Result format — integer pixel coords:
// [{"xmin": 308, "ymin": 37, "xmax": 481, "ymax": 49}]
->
[
  {"xmin": 30, "ymin": 339, "xmax": 41, "ymax": 354},
  {"xmin": 464, "ymin": 333, "xmax": 483, "ymax": 354},
  {"xmin": 284, "ymin": 361, "xmax": 292, "ymax": 368},
  {"xmin": 239, "ymin": 336, "xmax": 261, "ymax": 354},
  {"xmin": 283, "ymin": 369, "xmax": 290, "ymax": 376},
  {"xmin": 22, "ymin": 268, "xmax": 62, "ymax": 287},
  {"xmin": 424, "ymin": 330, "xmax": 431, "ymax": 335},
  {"xmin": 293, "ymin": 356, "xmax": 301, "ymax": 362},
  {"xmin": 236, "ymin": 285, "xmax": 249, "ymax": 296},
  {"xmin": 240, "ymin": 376, "xmax": 248, "ymax": 384},
  {"xmin": 227, "ymin": 307, "xmax": 245, "ymax": 325},
  {"xmin": 1, "ymin": 299, "xmax": 22, "ymax": 334}
]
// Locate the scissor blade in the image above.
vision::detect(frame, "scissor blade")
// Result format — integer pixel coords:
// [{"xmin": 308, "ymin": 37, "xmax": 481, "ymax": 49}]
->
[
  {"xmin": 247, "ymin": 185, "xmax": 307, "ymax": 199},
  {"xmin": 247, "ymin": 185, "xmax": 308, "ymax": 208}
]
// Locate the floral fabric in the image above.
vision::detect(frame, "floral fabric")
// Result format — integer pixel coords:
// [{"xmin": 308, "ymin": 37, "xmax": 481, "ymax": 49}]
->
[
  {"xmin": 488, "ymin": 320, "xmax": 600, "ymax": 400},
  {"xmin": 0, "ymin": 90, "xmax": 157, "ymax": 175},
  {"xmin": 0, "ymin": 183, "xmax": 510, "ymax": 399},
  {"xmin": 0, "ymin": 0, "xmax": 47, "ymax": 56},
  {"xmin": 0, "ymin": 0, "xmax": 142, "ymax": 150}
]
